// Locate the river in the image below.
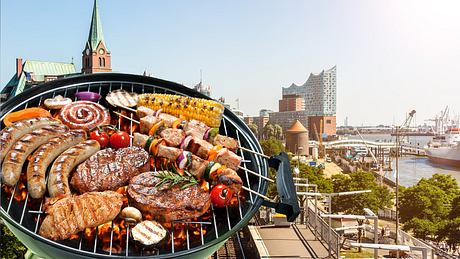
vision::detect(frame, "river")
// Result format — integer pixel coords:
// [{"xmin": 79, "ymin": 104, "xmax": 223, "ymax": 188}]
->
[{"xmin": 347, "ymin": 134, "xmax": 460, "ymax": 186}]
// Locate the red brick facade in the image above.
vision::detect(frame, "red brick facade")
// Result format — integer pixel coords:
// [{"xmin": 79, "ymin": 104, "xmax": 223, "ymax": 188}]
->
[
  {"xmin": 308, "ymin": 116, "xmax": 336, "ymax": 140},
  {"xmin": 81, "ymin": 42, "xmax": 112, "ymax": 74}
]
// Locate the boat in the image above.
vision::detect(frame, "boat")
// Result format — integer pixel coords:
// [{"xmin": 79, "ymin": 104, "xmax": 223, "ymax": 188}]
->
[{"xmin": 425, "ymin": 128, "xmax": 460, "ymax": 167}]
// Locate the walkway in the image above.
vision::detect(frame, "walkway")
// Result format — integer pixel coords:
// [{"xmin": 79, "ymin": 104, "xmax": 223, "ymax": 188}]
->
[{"xmin": 249, "ymin": 224, "xmax": 330, "ymax": 259}]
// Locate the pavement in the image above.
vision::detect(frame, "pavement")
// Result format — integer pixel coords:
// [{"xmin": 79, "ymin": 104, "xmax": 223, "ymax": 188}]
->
[{"xmin": 249, "ymin": 224, "xmax": 329, "ymax": 259}]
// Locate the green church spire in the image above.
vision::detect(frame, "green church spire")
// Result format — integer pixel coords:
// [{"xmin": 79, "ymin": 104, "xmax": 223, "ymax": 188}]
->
[{"xmin": 87, "ymin": 0, "xmax": 106, "ymax": 50}]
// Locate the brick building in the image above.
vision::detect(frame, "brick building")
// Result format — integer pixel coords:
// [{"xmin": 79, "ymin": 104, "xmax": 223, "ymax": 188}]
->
[{"xmin": 278, "ymin": 94, "xmax": 304, "ymax": 112}]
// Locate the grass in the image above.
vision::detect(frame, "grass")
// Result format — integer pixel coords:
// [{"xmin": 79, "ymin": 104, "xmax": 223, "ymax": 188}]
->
[{"xmin": 341, "ymin": 248, "xmax": 375, "ymax": 258}]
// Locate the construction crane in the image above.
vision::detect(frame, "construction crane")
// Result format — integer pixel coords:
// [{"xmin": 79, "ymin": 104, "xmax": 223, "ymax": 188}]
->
[
  {"xmin": 394, "ymin": 109, "xmax": 416, "ymax": 251},
  {"xmin": 313, "ymin": 119, "xmax": 324, "ymax": 158}
]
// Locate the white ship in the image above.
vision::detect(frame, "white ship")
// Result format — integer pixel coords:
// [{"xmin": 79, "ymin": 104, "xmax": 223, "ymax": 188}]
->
[{"xmin": 425, "ymin": 128, "xmax": 460, "ymax": 167}]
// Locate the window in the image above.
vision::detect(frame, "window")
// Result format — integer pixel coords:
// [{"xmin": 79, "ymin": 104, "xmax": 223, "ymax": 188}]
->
[
  {"xmin": 102, "ymin": 57, "xmax": 106, "ymax": 67},
  {"xmin": 99, "ymin": 57, "xmax": 103, "ymax": 67},
  {"xmin": 326, "ymin": 119, "xmax": 332, "ymax": 124}
]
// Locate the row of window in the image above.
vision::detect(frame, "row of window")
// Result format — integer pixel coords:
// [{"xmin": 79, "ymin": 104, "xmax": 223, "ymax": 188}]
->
[{"xmin": 84, "ymin": 57, "xmax": 107, "ymax": 68}]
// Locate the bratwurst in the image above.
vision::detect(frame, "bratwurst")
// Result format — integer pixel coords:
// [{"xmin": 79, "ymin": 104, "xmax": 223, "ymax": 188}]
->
[
  {"xmin": 48, "ymin": 140, "xmax": 101, "ymax": 198},
  {"xmin": 27, "ymin": 130, "xmax": 87, "ymax": 199},
  {"xmin": 2, "ymin": 124, "xmax": 68, "ymax": 186}
]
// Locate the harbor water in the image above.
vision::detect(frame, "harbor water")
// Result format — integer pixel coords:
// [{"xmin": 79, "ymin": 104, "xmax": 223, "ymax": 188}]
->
[{"xmin": 348, "ymin": 134, "xmax": 460, "ymax": 186}]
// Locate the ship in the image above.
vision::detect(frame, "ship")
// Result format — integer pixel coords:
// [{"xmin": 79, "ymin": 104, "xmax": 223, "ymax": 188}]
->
[{"xmin": 425, "ymin": 128, "xmax": 460, "ymax": 167}]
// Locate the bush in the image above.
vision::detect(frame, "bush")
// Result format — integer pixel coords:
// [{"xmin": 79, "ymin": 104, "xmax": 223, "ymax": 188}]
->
[{"xmin": 1, "ymin": 224, "xmax": 27, "ymax": 259}]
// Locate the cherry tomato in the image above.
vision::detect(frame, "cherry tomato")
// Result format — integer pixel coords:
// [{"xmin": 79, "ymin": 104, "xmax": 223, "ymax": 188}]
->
[
  {"xmin": 110, "ymin": 131, "xmax": 130, "ymax": 149},
  {"xmin": 210, "ymin": 184, "xmax": 233, "ymax": 208},
  {"xmin": 90, "ymin": 130, "xmax": 109, "ymax": 148}
]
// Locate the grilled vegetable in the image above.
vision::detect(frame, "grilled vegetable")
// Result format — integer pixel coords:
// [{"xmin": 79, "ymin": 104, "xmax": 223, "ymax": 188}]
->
[
  {"xmin": 109, "ymin": 131, "xmax": 130, "ymax": 149},
  {"xmin": 131, "ymin": 220, "xmax": 167, "ymax": 246},
  {"xmin": 120, "ymin": 207, "xmax": 143, "ymax": 224},
  {"xmin": 75, "ymin": 91, "xmax": 101, "ymax": 102},
  {"xmin": 3, "ymin": 107, "xmax": 52, "ymax": 127},
  {"xmin": 44, "ymin": 95, "xmax": 72, "ymax": 109},
  {"xmin": 210, "ymin": 184, "xmax": 234, "ymax": 208},
  {"xmin": 138, "ymin": 94, "xmax": 224, "ymax": 128},
  {"xmin": 106, "ymin": 89, "xmax": 138, "ymax": 108}
]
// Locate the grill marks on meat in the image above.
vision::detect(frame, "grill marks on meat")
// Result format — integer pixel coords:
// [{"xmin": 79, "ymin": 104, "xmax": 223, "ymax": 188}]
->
[
  {"xmin": 70, "ymin": 147, "xmax": 149, "ymax": 193},
  {"xmin": 39, "ymin": 191, "xmax": 123, "ymax": 240},
  {"xmin": 128, "ymin": 172, "xmax": 211, "ymax": 222}
]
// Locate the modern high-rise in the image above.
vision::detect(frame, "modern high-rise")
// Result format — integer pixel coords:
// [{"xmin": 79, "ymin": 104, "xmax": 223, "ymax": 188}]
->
[{"xmin": 282, "ymin": 66, "xmax": 336, "ymax": 116}]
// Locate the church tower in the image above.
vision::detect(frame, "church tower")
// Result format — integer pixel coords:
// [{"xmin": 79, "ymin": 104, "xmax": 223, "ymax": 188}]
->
[{"xmin": 82, "ymin": 0, "xmax": 111, "ymax": 74}]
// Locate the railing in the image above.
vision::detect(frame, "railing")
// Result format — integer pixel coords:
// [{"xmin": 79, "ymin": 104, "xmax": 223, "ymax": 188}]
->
[
  {"xmin": 378, "ymin": 208, "xmax": 397, "ymax": 221},
  {"xmin": 305, "ymin": 205, "xmax": 341, "ymax": 258},
  {"xmin": 398, "ymin": 229, "xmax": 434, "ymax": 259}
]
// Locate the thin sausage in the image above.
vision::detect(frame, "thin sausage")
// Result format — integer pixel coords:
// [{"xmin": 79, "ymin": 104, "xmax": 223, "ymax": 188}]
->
[
  {"xmin": 1, "ymin": 125, "xmax": 68, "ymax": 186},
  {"xmin": 47, "ymin": 140, "xmax": 100, "ymax": 197},
  {"xmin": 0, "ymin": 117, "xmax": 60, "ymax": 167},
  {"xmin": 27, "ymin": 130, "xmax": 87, "ymax": 199}
]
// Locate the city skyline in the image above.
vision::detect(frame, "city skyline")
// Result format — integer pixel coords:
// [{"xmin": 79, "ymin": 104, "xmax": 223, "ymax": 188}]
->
[{"xmin": 1, "ymin": 0, "xmax": 459, "ymax": 126}]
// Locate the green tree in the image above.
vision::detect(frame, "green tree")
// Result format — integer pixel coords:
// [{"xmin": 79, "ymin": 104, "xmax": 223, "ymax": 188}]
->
[
  {"xmin": 399, "ymin": 174, "xmax": 459, "ymax": 241},
  {"xmin": 274, "ymin": 124, "xmax": 283, "ymax": 140},
  {"xmin": 263, "ymin": 123, "xmax": 275, "ymax": 140},
  {"xmin": 260, "ymin": 139, "xmax": 284, "ymax": 157},
  {"xmin": 331, "ymin": 171, "xmax": 393, "ymax": 214},
  {"xmin": 403, "ymin": 218, "xmax": 438, "ymax": 240},
  {"xmin": 248, "ymin": 123, "xmax": 258, "ymax": 138},
  {"xmin": 399, "ymin": 181, "xmax": 449, "ymax": 223}
]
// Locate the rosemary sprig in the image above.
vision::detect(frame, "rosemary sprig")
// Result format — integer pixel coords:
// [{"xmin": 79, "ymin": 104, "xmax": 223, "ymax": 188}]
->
[{"xmin": 155, "ymin": 170, "xmax": 199, "ymax": 189}]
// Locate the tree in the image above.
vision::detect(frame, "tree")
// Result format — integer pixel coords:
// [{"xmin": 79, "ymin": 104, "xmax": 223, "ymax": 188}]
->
[
  {"xmin": 399, "ymin": 174, "xmax": 459, "ymax": 241},
  {"xmin": 399, "ymin": 181, "xmax": 449, "ymax": 223},
  {"xmin": 403, "ymin": 218, "xmax": 438, "ymax": 240},
  {"xmin": 260, "ymin": 139, "xmax": 284, "ymax": 157},
  {"xmin": 274, "ymin": 124, "xmax": 283, "ymax": 140},
  {"xmin": 330, "ymin": 171, "xmax": 393, "ymax": 214},
  {"xmin": 263, "ymin": 123, "xmax": 275, "ymax": 140},
  {"xmin": 248, "ymin": 123, "xmax": 258, "ymax": 138}
]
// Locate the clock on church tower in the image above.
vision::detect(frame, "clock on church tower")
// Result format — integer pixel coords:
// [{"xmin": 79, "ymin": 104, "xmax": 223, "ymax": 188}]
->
[{"xmin": 81, "ymin": 0, "xmax": 112, "ymax": 74}]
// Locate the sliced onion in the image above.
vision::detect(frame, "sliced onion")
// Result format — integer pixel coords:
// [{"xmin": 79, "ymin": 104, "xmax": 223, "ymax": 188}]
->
[
  {"xmin": 203, "ymin": 128, "xmax": 210, "ymax": 140},
  {"xmin": 75, "ymin": 91, "xmax": 101, "ymax": 102},
  {"xmin": 178, "ymin": 151, "xmax": 189, "ymax": 169},
  {"xmin": 155, "ymin": 109, "xmax": 163, "ymax": 117},
  {"xmin": 180, "ymin": 136, "xmax": 192, "ymax": 150}
]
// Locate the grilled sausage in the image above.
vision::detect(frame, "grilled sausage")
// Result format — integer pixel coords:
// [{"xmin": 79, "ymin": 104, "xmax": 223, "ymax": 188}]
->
[
  {"xmin": 47, "ymin": 140, "xmax": 100, "ymax": 198},
  {"xmin": 1, "ymin": 125, "xmax": 68, "ymax": 186},
  {"xmin": 26, "ymin": 130, "xmax": 87, "ymax": 199},
  {"xmin": 0, "ymin": 117, "xmax": 60, "ymax": 167}
]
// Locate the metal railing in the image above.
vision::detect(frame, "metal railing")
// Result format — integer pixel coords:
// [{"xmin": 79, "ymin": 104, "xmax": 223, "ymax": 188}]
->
[
  {"xmin": 378, "ymin": 208, "xmax": 397, "ymax": 221},
  {"xmin": 305, "ymin": 204, "xmax": 341, "ymax": 258},
  {"xmin": 398, "ymin": 229, "xmax": 434, "ymax": 259}
]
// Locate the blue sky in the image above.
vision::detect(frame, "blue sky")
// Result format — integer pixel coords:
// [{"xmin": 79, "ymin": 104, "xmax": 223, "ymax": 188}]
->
[{"xmin": 1, "ymin": 0, "xmax": 459, "ymax": 126}]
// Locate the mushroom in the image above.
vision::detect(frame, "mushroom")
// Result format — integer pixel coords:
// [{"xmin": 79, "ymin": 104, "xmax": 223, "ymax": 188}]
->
[
  {"xmin": 44, "ymin": 95, "xmax": 72, "ymax": 109},
  {"xmin": 120, "ymin": 207, "xmax": 142, "ymax": 224}
]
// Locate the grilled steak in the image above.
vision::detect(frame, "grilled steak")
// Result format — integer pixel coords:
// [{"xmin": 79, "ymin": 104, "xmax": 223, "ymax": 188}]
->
[
  {"xmin": 71, "ymin": 146, "xmax": 150, "ymax": 193},
  {"xmin": 39, "ymin": 191, "xmax": 123, "ymax": 240},
  {"xmin": 128, "ymin": 171, "xmax": 211, "ymax": 222}
]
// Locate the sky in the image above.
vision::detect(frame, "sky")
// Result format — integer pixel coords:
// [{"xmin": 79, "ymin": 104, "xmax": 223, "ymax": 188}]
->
[{"xmin": 1, "ymin": 0, "xmax": 459, "ymax": 126}]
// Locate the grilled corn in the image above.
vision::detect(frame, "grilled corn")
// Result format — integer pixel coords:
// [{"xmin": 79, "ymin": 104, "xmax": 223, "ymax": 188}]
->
[{"xmin": 138, "ymin": 94, "xmax": 224, "ymax": 127}]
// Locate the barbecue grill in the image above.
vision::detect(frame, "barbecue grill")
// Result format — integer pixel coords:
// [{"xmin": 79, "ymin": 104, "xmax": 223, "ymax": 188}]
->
[{"xmin": 0, "ymin": 73, "xmax": 299, "ymax": 258}]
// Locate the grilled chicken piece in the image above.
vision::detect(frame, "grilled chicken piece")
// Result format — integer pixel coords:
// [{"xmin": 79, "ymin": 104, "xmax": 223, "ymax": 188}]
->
[
  {"xmin": 157, "ymin": 144, "xmax": 181, "ymax": 161},
  {"xmin": 160, "ymin": 128, "xmax": 185, "ymax": 147},
  {"xmin": 217, "ymin": 168, "xmax": 243, "ymax": 193},
  {"xmin": 184, "ymin": 119, "xmax": 209, "ymax": 139},
  {"xmin": 137, "ymin": 106, "xmax": 156, "ymax": 118},
  {"xmin": 140, "ymin": 115, "xmax": 160, "ymax": 134},
  {"xmin": 186, "ymin": 137, "xmax": 213, "ymax": 159},
  {"xmin": 39, "ymin": 191, "xmax": 123, "ymax": 240},
  {"xmin": 213, "ymin": 135, "xmax": 239, "ymax": 152},
  {"xmin": 70, "ymin": 147, "xmax": 149, "ymax": 193},
  {"xmin": 215, "ymin": 148, "xmax": 242, "ymax": 170},
  {"xmin": 128, "ymin": 171, "xmax": 211, "ymax": 222},
  {"xmin": 189, "ymin": 155, "xmax": 209, "ymax": 179}
]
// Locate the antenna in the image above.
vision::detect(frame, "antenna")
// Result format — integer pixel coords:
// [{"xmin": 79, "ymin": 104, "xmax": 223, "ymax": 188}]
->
[{"xmin": 200, "ymin": 69, "xmax": 202, "ymax": 84}]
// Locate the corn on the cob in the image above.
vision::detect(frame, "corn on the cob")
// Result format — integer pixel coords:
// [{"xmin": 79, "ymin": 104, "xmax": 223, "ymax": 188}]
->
[{"xmin": 138, "ymin": 94, "xmax": 225, "ymax": 128}]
